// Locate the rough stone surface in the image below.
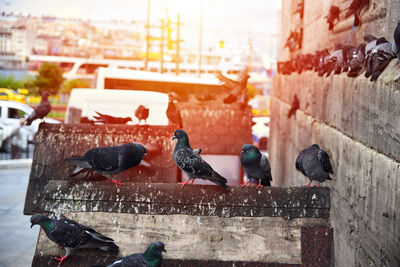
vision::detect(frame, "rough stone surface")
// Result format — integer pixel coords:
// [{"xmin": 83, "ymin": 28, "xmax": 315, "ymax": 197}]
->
[{"xmin": 31, "ymin": 212, "xmax": 331, "ymax": 266}]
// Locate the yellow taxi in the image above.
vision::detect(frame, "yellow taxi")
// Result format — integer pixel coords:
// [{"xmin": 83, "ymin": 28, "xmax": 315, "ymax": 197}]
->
[{"xmin": 0, "ymin": 88, "xmax": 26, "ymax": 103}]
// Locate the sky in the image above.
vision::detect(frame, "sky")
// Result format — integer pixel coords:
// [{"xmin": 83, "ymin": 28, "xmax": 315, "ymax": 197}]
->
[{"xmin": 2, "ymin": 0, "xmax": 281, "ymax": 58}]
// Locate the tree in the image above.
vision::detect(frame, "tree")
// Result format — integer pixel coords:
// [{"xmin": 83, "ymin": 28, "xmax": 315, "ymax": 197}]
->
[
  {"xmin": 61, "ymin": 79, "xmax": 90, "ymax": 94},
  {"xmin": 34, "ymin": 62, "xmax": 63, "ymax": 95}
]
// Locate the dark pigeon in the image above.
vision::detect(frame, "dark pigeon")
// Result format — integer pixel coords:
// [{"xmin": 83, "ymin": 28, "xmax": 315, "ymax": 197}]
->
[
  {"xmin": 392, "ymin": 20, "xmax": 400, "ymax": 68},
  {"xmin": 172, "ymin": 129, "xmax": 228, "ymax": 189},
  {"xmin": 344, "ymin": 0, "xmax": 369, "ymax": 26},
  {"xmin": 364, "ymin": 37, "xmax": 394, "ymax": 81},
  {"xmin": 295, "ymin": 144, "xmax": 334, "ymax": 187},
  {"xmin": 288, "ymin": 94, "xmax": 300, "ymax": 119},
  {"xmin": 135, "ymin": 105, "xmax": 150, "ymax": 124},
  {"xmin": 30, "ymin": 214, "xmax": 119, "ymax": 266},
  {"xmin": 240, "ymin": 144, "xmax": 272, "ymax": 188},
  {"xmin": 93, "ymin": 111, "xmax": 132, "ymax": 124},
  {"xmin": 325, "ymin": 5, "xmax": 340, "ymax": 31},
  {"xmin": 25, "ymin": 91, "xmax": 51, "ymax": 126},
  {"xmin": 65, "ymin": 143, "xmax": 147, "ymax": 188},
  {"xmin": 95, "ymin": 242, "xmax": 166, "ymax": 267},
  {"xmin": 166, "ymin": 93, "xmax": 183, "ymax": 128},
  {"xmin": 343, "ymin": 44, "xmax": 366, "ymax": 77}
]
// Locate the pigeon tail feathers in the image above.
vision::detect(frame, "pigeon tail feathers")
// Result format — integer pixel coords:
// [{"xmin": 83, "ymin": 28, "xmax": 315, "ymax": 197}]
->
[{"xmin": 65, "ymin": 157, "xmax": 92, "ymax": 170}]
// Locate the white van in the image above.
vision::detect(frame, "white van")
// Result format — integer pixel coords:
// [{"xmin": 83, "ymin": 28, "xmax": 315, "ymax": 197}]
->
[{"xmin": 65, "ymin": 89, "xmax": 169, "ymax": 125}]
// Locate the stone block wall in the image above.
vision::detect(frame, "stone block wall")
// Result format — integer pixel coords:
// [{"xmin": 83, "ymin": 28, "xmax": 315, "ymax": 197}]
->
[{"xmin": 271, "ymin": 0, "xmax": 400, "ymax": 266}]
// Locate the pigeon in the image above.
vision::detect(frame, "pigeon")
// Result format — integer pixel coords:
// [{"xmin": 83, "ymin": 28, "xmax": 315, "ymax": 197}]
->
[
  {"xmin": 288, "ymin": 94, "xmax": 300, "ymax": 119},
  {"xmin": 65, "ymin": 143, "xmax": 147, "ymax": 188},
  {"xmin": 344, "ymin": 0, "xmax": 369, "ymax": 26},
  {"xmin": 295, "ymin": 144, "xmax": 334, "ymax": 187},
  {"xmin": 172, "ymin": 129, "xmax": 228, "ymax": 189},
  {"xmin": 240, "ymin": 144, "xmax": 272, "ymax": 188},
  {"xmin": 93, "ymin": 111, "xmax": 132, "ymax": 124},
  {"xmin": 364, "ymin": 37, "xmax": 394, "ymax": 81},
  {"xmin": 94, "ymin": 242, "xmax": 166, "ymax": 267},
  {"xmin": 325, "ymin": 48, "xmax": 346, "ymax": 76},
  {"xmin": 343, "ymin": 44, "xmax": 365, "ymax": 77},
  {"xmin": 25, "ymin": 91, "xmax": 51, "ymax": 126},
  {"xmin": 135, "ymin": 105, "xmax": 149, "ymax": 124},
  {"xmin": 30, "ymin": 214, "xmax": 119, "ymax": 266},
  {"xmin": 80, "ymin": 116, "xmax": 96, "ymax": 124},
  {"xmin": 166, "ymin": 94, "xmax": 183, "ymax": 128},
  {"xmin": 325, "ymin": 5, "xmax": 340, "ymax": 31},
  {"xmin": 315, "ymin": 50, "xmax": 330, "ymax": 75},
  {"xmin": 392, "ymin": 20, "xmax": 400, "ymax": 68}
]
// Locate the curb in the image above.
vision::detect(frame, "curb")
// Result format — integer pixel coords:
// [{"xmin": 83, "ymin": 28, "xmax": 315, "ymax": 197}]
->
[{"xmin": 0, "ymin": 158, "xmax": 32, "ymax": 169}]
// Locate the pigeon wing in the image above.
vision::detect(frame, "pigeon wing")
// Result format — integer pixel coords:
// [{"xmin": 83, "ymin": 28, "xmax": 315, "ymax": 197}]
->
[
  {"xmin": 85, "ymin": 146, "xmax": 120, "ymax": 172},
  {"xmin": 317, "ymin": 149, "xmax": 334, "ymax": 174},
  {"xmin": 174, "ymin": 148, "xmax": 213, "ymax": 177},
  {"xmin": 260, "ymin": 154, "xmax": 272, "ymax": 181}
]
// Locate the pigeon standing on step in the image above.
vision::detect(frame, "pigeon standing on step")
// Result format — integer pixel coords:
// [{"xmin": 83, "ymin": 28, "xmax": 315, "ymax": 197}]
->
[
  {"xmin": 93, "ymin": 111, "xmax": 132, "ymax": 124},
  {"xmin": 172, "ymin": 129, "xmax": 228, "ymax": 189},
  {"xmin": 30, "ymin": 214, "xmax": 119, "ymax": 266},
  {"xmin": 166, "ymin": 93, "xmax": 183, "ymax": 128},
  {"xmin": 295, "ymin": 144, "xmax": 334, "ymax": 187},
  {"xmin": 25, "ymin": 91, "xmax": 51, "ymax": 126},
  {"xmin": 240, "ymin": 144, "xmax": 272, "ymax": 188},
  {"xmin": 392, "ymin": 20, "xmax": 400, "ymax": 68},
  {"xmin": 135, "ymin": 105, "xmax": 149, "ymax": 124},
  {"xmin": 364, "ymin": 37, "xmax": 394, "ymax": 81},
  {"xmin": 65, "ymin": 143, "xmax": 147, "ymax": 188},
  {"xmin": 94, "ymin": 242, "xmax": 166, "ymax": 267}
]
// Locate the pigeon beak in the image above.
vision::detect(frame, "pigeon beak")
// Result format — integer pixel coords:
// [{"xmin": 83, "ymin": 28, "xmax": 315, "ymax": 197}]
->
[
  {"xmin": 172, "ymin": 136, "xmax": 177, "ymax": 141},
  {"xmin": 163, "ymin": 249, "xmax": 167, "ymax": 252},
  {"xmin": 30, "ymin": 223, "xmax": 34, "ymax": 228},
  {"xmin": 144, "ymin": 153, "xmax": 147, "ymax": 158}
]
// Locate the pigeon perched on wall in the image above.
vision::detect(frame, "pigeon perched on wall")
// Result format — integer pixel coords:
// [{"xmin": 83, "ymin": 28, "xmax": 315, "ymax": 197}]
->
[
  {"xmin": 30, "ymin": 214, "xmax": 119, "ymax": 266},
  {"xmin": 25, "ymin": 91, "xmax": 51, "ymax": 126},
  {"xmin": 364, "ymin": 37, "xmax": 394, "ymax": 81},
  {"xmin": 392, "ymin": 20, "xmax": 400, "ymax": 68},
  {"xmin": 93, "ymin": 111, "xmax": 132, "ymax": 124},
  {"xmin": 343, "ymin": 44, "xmax": 366, "ymax": 77},
  {"xmin": 324, "ymin": 48, "xmax": 346, "ymax": 76},
  {"xmin": 135, "ymin": 105, "xmax": 150, "ymax": 124},
  {"xmin": 240, "ymin": 144, "xmax": 272, "ymax": 188},
  {"xmin": 288, "ymin": 94, "xmax": 300, "ymax": 119},
  {"xmin": 325, "ymin": 5, "xmax": 340, "ymax": 31},
  {"xmin": 344, "ymin": 0, "xmax": 369, "ymax": 26},
  {"xmin": 166, "ymin": 93, "xmax": 183, "ymax": 128},
  {"xmin": 65, "ymin": 143, "xmax": 147, "ymax": 188},
  {"xmin": 172, "ymin": 129, "xmax": 228, "ymax": 189},
  {"xmin": 295, "ymin": 144, "xmax": 334, "ymax": 187},
  {"xmin": 315, "ymin": 50, "xmax": 330, "ymax": 76},
  {"xmin": 94, "ymin": 242, "xmax": 166, "ymax": 267}
]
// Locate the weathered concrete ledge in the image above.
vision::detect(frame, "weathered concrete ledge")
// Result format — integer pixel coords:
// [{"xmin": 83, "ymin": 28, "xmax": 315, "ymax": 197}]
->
[
  {"xmin": 31, "ymin": 212, "xmax": 332, "ymax": 266},
  {"xmin": 25, "ymin": 182, "xmax": 330, "ymax": 219}
]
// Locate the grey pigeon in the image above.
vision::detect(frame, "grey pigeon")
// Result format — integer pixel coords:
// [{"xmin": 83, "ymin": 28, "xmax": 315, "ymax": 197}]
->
[
  {"xmin": 25, "ymin": 91, "xmax": 51, "ymax": 126},
  {"xmin": 172, "ymin": 129, "xmax": 228, "ymax": 189},
  {"xmin": 240, "ymin": 144, "xmax": 272, "ymax": 188},
  {"xmin": 30, "ymin": 214, "xmax": 119, "ymax": 266},
  {"xmin": 135, "ymin": 105, "xmax": 149, "ymax": 124},
  {"xmin": 65, "ymin": 143, "xmax": 147, "ymax": 188},
  {"xmin": 95, "ymin": 242, "xmax": 166, "ymax": 267},
  {"xmin": 343, "ymin": 44, "xmax": 365, "ymax": 77},
  {"xmin": 295, "ymin": 144, "xmax": 333, "ymax": 187},
  {"xmin": 392, "ymin": 20, "xmax": 400, "ymax": 68},
  {"xmin": 364, "ymin": 37, "xmax": 394, "ymax": 81},
  {"xmin": 93, "ymin": 111, "xmax": 132, "ymax": 124}
]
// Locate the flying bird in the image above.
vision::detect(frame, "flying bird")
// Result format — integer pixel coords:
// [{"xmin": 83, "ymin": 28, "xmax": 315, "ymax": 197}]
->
[
  {"xmin": 325, "ymin": 5, "xmax": 340, "ymax": 31},
  {"xmin": 93, "ymin": 111, "xmax": 132, "ymax": 124},
  {"xmin": 240, "ymin": 144, "xmax": 272, "ymax": 188},
  {"xmin": 65, "ymin": 143, "xmax": 147, "ymax": 188},
  {"xmin": 392, "ymin": 20, "xmax": 400, "ymax": 68},
  {"xmin": 344, "ymin": 0, "xmax": 369, "ymax": 26},
  {"xmin": 288, "ymin": 94, "xmax": 300, "ymax": 119},
  {"xmin": 295, "ymin": 144, "xmax": 334, "ymax": 187},
  {"xmin": 135, "ymin": 105, "xmax": 149, "ymax": 124},
  {"xmin": 166, "ymin": 93, "xmax": 183, "ymax": 128},
  {"xmin": 25, "ymin": 91, "xmax": 51, "ymax": 126},
  {"xmin": 215, "ymin": 70, "xmax": 250, "ymax": 107},
  {"xmin": 172, "ymin": 129, "xmax": 228, "ymax": 189},
  {"xmin": 94, "ymin": 242, "xmax": 166, "ymax": 267},
  {"xmin": 30, "ymin": 214, "xmax": 119, "ymax": 266}
]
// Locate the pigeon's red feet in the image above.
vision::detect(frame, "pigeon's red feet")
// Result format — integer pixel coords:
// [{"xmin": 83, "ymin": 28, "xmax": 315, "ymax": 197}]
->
[
  {"xmin": 305, "ymin": 181, "xmax": 311, "ymax": 187},
  {"xmin": 256, "ymin": 180, "xmax": 263, "ymax": 189},
  {"xmin": 241, "ymin": 181, "xmax": 250, "ymax": 187},
  {"xmin": 55, "ymin": 255, "xmax": 67, "ymax": 266},
  {"xmin": 108, "ymin": 179, "xmax": 124, "ymax": 188},
  {"xmin": 190, "ymin": 179, "xmax": 195, "ymax": 184},
  {"xmin": 178, "ymin": 179, "xmax": 192, "ymax": 188}
]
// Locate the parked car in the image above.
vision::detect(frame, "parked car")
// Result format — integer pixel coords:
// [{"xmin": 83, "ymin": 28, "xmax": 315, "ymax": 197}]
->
[
  {"xmin": 0, "ymin": 88, "xmax": 26, "ymax": 103},
  {"xmin": 0, "ymin": 100, "xmax": 59, "ymax": 152}
]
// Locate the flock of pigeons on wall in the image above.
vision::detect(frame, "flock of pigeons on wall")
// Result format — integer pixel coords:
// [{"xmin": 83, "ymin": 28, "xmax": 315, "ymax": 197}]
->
[{"xmin": 278, "ymin": 0, "xmax": 400, "ymax": 82}]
